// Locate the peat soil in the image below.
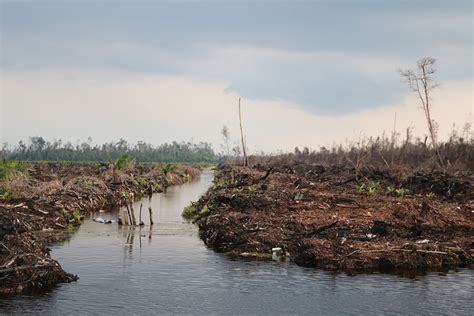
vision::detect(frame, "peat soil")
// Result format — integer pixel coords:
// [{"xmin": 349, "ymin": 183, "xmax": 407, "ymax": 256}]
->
[
  {"xmin": 190, "ymin": 163, "xmax": 473, "ymax": 274},
  {"xmin": 0, "ymin": 162, "xmax": 200, "ymax": 295}
]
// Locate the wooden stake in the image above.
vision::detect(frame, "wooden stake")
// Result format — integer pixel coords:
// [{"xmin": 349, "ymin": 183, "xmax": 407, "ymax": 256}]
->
[
  {"xmin": 139, "ymin": 203, "xmax": 144, "ymax": 226},
  {"xmin": 131, "ymin": 205, "xmax": 137, "ymax": 226},
  {"xmin": 125, "ymin": 203, "xmax": 132, "ymax": 225},
  {"xmin": 148, "ymin": 206, "xmax": 154, "ymax": 225},
  {"xmin": 238, "ymin": 98, "xmax": 248, "ymax": 166}
]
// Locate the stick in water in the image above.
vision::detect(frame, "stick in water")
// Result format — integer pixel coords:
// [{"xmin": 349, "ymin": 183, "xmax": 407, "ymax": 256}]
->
[
  {"xmin": 139, "ymin": 203, "xmax": 143, "ymax": 226},
  {"xmin": 149, "ymin": 207, "xmax": 154, "ymax": 225},
  {"xmin": 125, "ymin": 203, "xmax": 132, "ymax": 225},
  {"xmin": 131, "ymin": 204, "xmax": 137, "ymax": 226}
]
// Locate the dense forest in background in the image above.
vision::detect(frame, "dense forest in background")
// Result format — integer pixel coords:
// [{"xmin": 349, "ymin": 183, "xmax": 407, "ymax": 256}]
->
[{"xmin": 0, "ymin": 137, "xmax": 218, "ymax": 163}]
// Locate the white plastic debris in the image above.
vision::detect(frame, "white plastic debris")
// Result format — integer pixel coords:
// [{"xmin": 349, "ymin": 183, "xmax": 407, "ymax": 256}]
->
[
  {"xmin": 93, "ymin": 217, "xmax": 105, "ymax": 223},
  {"xmin": 366, "ymin": 233, "xmax": 377, "ymax": 239},
  {"xmin": 272, "ymin": 247, "xmax": 283, "ymax": 261}
]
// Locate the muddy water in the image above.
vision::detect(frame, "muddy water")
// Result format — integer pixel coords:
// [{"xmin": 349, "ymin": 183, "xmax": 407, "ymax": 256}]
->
[{"xmin": 1, "ymin": 170, "xmax": 473, "ymax": 315}]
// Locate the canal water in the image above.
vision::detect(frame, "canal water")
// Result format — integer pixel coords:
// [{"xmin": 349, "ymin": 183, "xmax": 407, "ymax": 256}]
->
[{"xmin": 1, "ymin": 170, "xmax": 473, "ymax": 315}]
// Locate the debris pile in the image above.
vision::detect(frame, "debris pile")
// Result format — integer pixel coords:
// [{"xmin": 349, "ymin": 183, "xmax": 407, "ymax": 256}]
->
[
  {"xmin": 0, "ymin": 209, "xmax": 78, "ymax": 295},
  {"xmin": 191, "ymin": 164, "xmax": 473, "ymax": 273}
]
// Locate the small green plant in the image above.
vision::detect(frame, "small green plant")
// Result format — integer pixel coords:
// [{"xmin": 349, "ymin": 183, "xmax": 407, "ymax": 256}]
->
[
  {"xmin": 182, "ymin": 203, "xmax": 210, "ymax": 220},
  {"xmin": 197, "ymin": 205, "xmax": 210, "ymax": 218},
  {"xmin": 232, "ymin": 187, "xmax": 243, "ymax": 193},
  {"xmin": 214, "ymin": 177, "xmax": 226, "ymax": 186},
  {"xmin": 268, "ymin": 183, "xmax": 277, "ymax": 191},
  {"xmin": 182, "ymin": 173, "xmax": 192, "ymax": 182},
  {"xmin": 425, "ymin": 192, "xmax": 436, "ymax": 199},
  {"xmin": 73, "ymin": 210, "xmax": 82, "ymax": 221},
  {"xmin": 395, "ymin": 187, "xmax": 409, "ymax": 197},
  {"xmin": 182, "ymin": 204, "xmax": 196, "ymax": 219},
  {"xmin": 136, "ymin": 177, "xmax": 150, "ymax": 188},
  {"xmin": 0, "ymin": 190, "xmax": 14, "ymax": 200},
  {"xmin": 357, "ymin": 183, "xmax": 366, "ymax": 193},
  {"xmin": 247, "ymin": 186, "xmax": 256, "ymax": 193},
  {"xmin": 367, "ymin": 181, "xmax": 378, "ymax": 194},
  {"xmin": 386, "ymin": 185, "xmax": 395, "ymax": 194}
]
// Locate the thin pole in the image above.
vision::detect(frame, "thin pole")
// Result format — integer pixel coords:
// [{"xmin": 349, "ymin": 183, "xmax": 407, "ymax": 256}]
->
[
  {"xmin": 238, "ymin": 98, "xmax": 248, "ymax": 166},
  {"xmin": 148, "ymin": 206, "xmax": 154, "ymax": 225}
]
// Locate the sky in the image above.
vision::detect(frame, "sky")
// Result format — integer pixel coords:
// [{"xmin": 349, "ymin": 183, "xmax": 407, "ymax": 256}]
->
[{"xmin": 0, "ymin": 0, "xmax": 472, "ymax": 153}]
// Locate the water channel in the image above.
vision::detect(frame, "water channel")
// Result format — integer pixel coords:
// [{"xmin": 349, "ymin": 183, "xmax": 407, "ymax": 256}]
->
[{"xmin": 1, "ymin": 170, "xmax": 472, "ymax": 315}]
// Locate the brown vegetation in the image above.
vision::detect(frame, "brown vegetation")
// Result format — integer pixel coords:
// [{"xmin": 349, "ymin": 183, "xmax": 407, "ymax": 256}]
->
[
  {"xmin": 190, "ymin": 163, "xmax": 473, "ymax": 274},
  {"xmin": 0, "ymin": 162, "xmax": 201, "ymax": 295}
]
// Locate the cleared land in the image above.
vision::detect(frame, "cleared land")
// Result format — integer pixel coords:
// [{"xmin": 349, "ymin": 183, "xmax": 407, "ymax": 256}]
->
[{"xmin": 188, "ymin": 163, "xmax": 473, "ymax": 273}]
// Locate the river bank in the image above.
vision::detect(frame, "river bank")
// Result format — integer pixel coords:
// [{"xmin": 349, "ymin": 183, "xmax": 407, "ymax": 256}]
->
[
  {"xmin": 0, "ymin": 162, "xmax": 201, "ymax": 294},
  {"xmin": 188, "ymin": 163, "xmax": 473, "ymax": 273},
  {"xmin": 4, "ymin": 168, "xmax": 472, "ymax": 315}
]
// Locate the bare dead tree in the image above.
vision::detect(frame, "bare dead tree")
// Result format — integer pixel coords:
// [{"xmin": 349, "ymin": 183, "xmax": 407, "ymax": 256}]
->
[
  {"xmin": 399, "ymin": 57, "xmax": 443, "ymax": 166},
  {"xmin": 238, "ymin": 98, "xmax": 249, "ymax": 166}
]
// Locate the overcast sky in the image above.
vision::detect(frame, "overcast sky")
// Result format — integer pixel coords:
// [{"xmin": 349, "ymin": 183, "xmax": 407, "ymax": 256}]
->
[{"xmin": 1, "ymin": 0, "xmax": 472, "ymax": 152}]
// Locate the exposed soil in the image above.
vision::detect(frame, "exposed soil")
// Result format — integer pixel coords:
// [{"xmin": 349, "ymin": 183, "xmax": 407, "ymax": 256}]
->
[
  {"xmin": 0, "ymin": 162, "xmax": 201, "ymax": 294},
  {"xmin": 191, "ymin": 164, "xmax": 473, "ymax": 273}
]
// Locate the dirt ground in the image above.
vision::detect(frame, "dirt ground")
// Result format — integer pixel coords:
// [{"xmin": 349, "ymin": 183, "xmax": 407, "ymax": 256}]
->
[
  {"xmin": 0, "ymin": 162, "xmax": 201, "ymax": 294},
  {"xmin": 191, "ymin": 163, "xmax": 473, "ymax": 273}
]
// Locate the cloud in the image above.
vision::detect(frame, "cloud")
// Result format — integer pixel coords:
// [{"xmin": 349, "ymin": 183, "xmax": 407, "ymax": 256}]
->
[
  {"xmin": 2, "ymin": 68, "xmax": 471, "ymax": 152},
  {"xmin": 2, "ymin": 1, "xmax": 471, "ymax": 116}
]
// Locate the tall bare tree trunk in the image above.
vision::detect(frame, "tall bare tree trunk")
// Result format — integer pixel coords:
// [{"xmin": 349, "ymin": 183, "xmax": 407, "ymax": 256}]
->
[
  {"xmin": 238, "ymin": 98, "xmax": 248, "ymax": 166},
  {"xmin": 399, "ymin": 57, "xmax": 443, "ymax": 167},
  {"xmin": 420, "ymin": 65, "xmax": 443, "ymax": 167}
]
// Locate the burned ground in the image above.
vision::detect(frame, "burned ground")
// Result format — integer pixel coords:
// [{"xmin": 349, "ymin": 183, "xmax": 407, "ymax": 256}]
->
[{"xmin": 190, "ymin": 164, "xmax": 473, "ymax": 273}]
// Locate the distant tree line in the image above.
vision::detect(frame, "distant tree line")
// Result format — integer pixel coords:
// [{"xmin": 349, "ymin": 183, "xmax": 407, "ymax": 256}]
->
[{"xmin": 1, "ymin": 137, "xmax": 219, "ymax": 163}]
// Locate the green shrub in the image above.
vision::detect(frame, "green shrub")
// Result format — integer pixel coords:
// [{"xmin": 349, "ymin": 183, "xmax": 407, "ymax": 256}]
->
[
  {"xmin": 160, "ymin": 162, "xmax": 177, "ymax": 175},
  {"xmin": 182, "ymin": 204, "xmax": 196, "ymax": 220},
  {"xmin": 182, "ymin": 204, "xmax": 210, "ymax": 220},
  {"xmin": 0, "ymin": 159, "xmax": 30, "ymax": 180},
  {"xmin": 115, "ymin": 154, "xmax": 130, "ymax": 170}
]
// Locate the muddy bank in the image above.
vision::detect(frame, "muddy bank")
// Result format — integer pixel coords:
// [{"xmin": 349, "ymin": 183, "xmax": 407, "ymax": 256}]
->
[
  {"xmin": 189, "ymin": 164, "xmax": 473, "ymax": 273},
  {"xmin": 0, "ymin": 162, "xmax": 201, "ymax": 294}
]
